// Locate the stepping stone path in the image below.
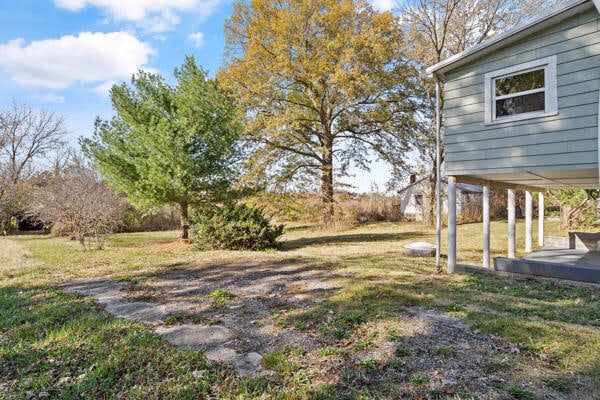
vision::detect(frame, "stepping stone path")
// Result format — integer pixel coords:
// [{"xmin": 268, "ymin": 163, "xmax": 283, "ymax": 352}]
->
[{"xmin": 62, "ymin": 278, "xmax": 263, "ymax": 375}]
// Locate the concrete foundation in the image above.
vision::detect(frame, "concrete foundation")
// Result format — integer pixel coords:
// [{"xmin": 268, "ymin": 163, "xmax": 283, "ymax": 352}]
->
[{"xmin": 494, "ymin": 248, "xmax": 600, "ymax": 284}]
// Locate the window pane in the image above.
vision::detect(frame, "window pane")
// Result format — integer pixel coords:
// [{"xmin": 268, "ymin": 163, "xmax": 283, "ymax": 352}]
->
[
  {"xmin": 495, "ymin": 69, "xmax": 544, "ymax": 96},
  {"xmin": 495, "ymin": 91, "xmax": 545, "ymax": 118}
]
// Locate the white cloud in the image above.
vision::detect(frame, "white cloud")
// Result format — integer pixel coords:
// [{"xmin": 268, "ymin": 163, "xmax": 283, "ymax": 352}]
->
[
  {"xmin": 33, "ymin": 93, "xmax": 65, "ymax": 104},
  {"xmin": 93, "ymin": 80, "xmax": 117, "ymax": 97},
  {"xmin": 54, "ymin": 0, "xmax": 223, "ymax": 32},
  {"xmin": 0, "ymin": 32, "xmax": 155, "ymax": 89},
  {"xmin": 188, "ymin": 32, "xmax": 205, "ymax": 48},
  {"xmin": 372, "ymin": 0, "xmax": 397, "ymax": 12}
]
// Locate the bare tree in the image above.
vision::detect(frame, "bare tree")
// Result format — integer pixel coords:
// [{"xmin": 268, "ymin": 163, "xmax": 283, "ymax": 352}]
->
[
  {"xmin": 0, "ymin": 102, "xmax": 67, "ymax": 184},
  {"xmin": 0, "ymin": 102, "xmax": 67, "ymax": 232},
  {"xmin": 401, "ymin": 0, "xmax": 559, "ymax": 68},
  {"xmin": 38, "ymin": 157, "xmax": 125, "ymax": 249}
]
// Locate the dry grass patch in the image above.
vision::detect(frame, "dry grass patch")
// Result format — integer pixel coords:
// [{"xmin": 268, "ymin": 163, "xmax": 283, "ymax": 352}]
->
[{"xmin": 0, "ymin": 237, "xmax": 40, "ymax": 272}]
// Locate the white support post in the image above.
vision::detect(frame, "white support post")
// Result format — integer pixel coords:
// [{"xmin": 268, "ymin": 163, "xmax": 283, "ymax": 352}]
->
[
  {"xmin": 508, "ymin": 189, "xmax": 516, "ymax": 259},
  {"xmin": 598, "ymin": 89, "xmax": 600, "ymax": 186},
  {"xmin": 538, "ymin": 192, "xmax": 545, "ymax": 247},
  {"xmin": 435, "ymin": 79, "xmax": 442, "ymax": 271},
  {"xmin": 483, "ymin": 186, "xmax": 490, "ymax": 268},
  {"xmin": 448, "ymin": 176, "xmax": 457, "ymax": 274},
  {"xmin": 525, "ymin": 190, "xmax": 533, "ymax": 253}
]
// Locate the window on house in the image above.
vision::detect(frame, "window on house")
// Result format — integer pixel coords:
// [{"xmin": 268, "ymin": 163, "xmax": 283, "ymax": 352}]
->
[
  {"xmin": 484, "ymin": 56, "xmax": 557, "ymax": 124},
  {"xmin": 414, "ymin": 194, "xmax": 423, "ymax": 206}
]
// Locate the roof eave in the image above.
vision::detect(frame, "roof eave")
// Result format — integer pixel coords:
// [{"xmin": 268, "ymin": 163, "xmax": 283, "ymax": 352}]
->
[{"xmin": 426, "ymin": 0, "xmax": 595, "ymax": 78}]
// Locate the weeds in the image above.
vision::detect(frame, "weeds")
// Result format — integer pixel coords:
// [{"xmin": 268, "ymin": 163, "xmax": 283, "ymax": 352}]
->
[
  {"xmin": 317, "ymin": 347, "xmax": 348, "ymax": 357},
  {"xmin": 436, "ymin": 347, "xmax": 455, "ymax": 357},
  {"xmin": 395, "ymin": 344, "xmax": 410, "ymax": 357},
  {"xmin": 208, "ymin": 289, "xmax": 235, "ymax": 305},
  {"xmin": 544, "ymin": 377, "xmax": 574, "ymax": 393},
  {"xmin": 409, "ymin": 374, "xmax": 429, "ymax": 387},
  {"xmin": 505, "ymin": 384, "xmax": 535, "ymax": 400},
  {"xmin": 357, "ymin": 359, "xmax": 380, "ymax": 372}
]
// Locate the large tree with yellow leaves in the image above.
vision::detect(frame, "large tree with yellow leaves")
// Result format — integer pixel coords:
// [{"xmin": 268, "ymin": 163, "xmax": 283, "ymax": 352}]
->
[{"xmin": 220, "ymin": 0, "xmax": 420, "ymax": 228}]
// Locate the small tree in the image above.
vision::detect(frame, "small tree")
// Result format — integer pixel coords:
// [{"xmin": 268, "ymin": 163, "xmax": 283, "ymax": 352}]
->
[
  {"xmin": 38, "ymin": 159, "xmax": 125, "ymax": 250},
  {"xmin": 548, "ymin": 189, "xmax": 600, "ymax": 230},
  {"xmin": 82, "ymin": 56, "xmax": 243, "ymax": 239}
]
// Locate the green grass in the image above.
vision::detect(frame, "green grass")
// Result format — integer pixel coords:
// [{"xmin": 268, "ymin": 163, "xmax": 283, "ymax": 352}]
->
[
  {"xmin": 0, "ymin": 286, "xmax": 215, "ymax": 398},
  {"xmin": 207, "ymin": 288, "xmax": 236, "ymax": 305},
  {"xmin": 2, "ymin": 219, "xmax": 600, "ymax": 398},
  {"xmin": 316, "ymin": 347, "xmax": 348, "ymax": 357},
  {"xmin": 395, "ymin": 344, "xmax": 410, "ymax": 357},
  {"xmin": 436, "ymin": 347, "xmax": 455, "ymax": 357},
  {"xmin": 544, "ymin": 376, "xmax": 574, "ymax": 393},
  {"xmin": 505, "ymin": 384, "xmax": 536, "ymax": 400},
  {"xmin": 356, "ymin": 359, "xmax": 379, "ymax": 372},
  {"xmin": 409, "ymin": 373, "xmax": 429, "ymax": 387},
  {"xmin": 261, "ymin": 346, "xmax": 301, "ymax": 376}
]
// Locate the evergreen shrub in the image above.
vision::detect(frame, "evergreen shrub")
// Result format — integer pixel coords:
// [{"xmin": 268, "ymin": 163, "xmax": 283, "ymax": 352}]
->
[{"xmin": 190, "ymin": 203, "xmax": 283, "ymax": 250}]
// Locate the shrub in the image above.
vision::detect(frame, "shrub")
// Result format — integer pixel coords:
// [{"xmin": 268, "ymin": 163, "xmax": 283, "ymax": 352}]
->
[
  {"xmin": 190, "ymin": 203, "xmax": 283, "ymax": 250},
  {"xmin": 38, "ymin": 163, "xmax": 125, "ymax": 250}
]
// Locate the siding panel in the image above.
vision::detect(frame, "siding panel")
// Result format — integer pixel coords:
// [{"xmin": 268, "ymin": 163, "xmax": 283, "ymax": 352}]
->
[{"xmin": 448, "ymin": 127, "xmax": 597, "ymax": 151}]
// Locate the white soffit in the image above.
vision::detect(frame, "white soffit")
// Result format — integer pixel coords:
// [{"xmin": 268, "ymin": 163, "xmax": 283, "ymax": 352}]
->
[{"xmin": 468, "ymin": 169, "xmax": 599, "ymax": 189}]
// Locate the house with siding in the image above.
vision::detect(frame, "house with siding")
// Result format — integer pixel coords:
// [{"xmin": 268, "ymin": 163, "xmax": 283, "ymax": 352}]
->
[
  {"xmin": 426, "ymin": 0, "xmax": 600, "ymax": 282},
  {"xmin": 397, "ymin": 175, "xmax": 482, "ymax": 222}
]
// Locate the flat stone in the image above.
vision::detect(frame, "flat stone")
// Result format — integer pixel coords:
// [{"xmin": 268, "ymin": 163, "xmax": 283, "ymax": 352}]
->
[
  {"xmin": 233, "ymin": 352, "xmax": 263, "ymax": 374},
  {"xmin": 204, "ymin": 347, "xmax": 238, "ymax": 363},
  {"xmin": 105, "ymin": 301, "xmax": 167, "ymax": 324},
  {"xmin": 305, "ymin": 281, "xmax": 333, "ymax": 290},
  {"xmin": 155, "ymin": 324, "xmax": 231, "ymax": 347},
  {"xmin": 62, "ymin": 278, "xmax": 125, "ymax": 307},
  {"xmin": 164, "ymin": 301, "xmax": 198, "ymax": 314},
  {"xmin": 62, "ymin": 278, "xmax": 124, "ymax": 298}
]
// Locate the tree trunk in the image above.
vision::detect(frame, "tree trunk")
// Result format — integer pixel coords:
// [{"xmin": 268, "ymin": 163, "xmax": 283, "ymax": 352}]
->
[
  {"xmin": 179, "ymin": 202, "xmax": 189, "ymax": 240},
  {"xmin": 321, "ymin": 143, "xmax": 334, "ymax": 229},
  {"xmin": 424, "ymin": 177, "xmax": 436, "ymax": 226},
  {"xmin": 561, "ymin": 205, "xmax": 571, "ymax": 229}
]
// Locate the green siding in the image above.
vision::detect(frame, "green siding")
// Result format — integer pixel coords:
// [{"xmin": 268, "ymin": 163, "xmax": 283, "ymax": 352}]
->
[{"xmin": 443, "ymin": 6, "xmax": 600, "ymax": 177}]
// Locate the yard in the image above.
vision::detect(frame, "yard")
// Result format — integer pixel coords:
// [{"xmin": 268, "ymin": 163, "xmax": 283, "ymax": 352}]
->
[{"xmin": 1, "ymin": 220, "xmax": 599, "ymax": 399}]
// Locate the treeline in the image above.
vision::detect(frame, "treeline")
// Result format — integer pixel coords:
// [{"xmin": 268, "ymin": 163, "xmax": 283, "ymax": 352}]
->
[{"xmin": 0, "ymin": 108, "xmax": 179, "ymax": 248}]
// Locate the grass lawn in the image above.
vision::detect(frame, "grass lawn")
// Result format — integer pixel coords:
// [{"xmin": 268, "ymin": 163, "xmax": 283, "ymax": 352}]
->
[{"xmin": 1, "ymin": 219, "xmax": 599, "ymax": 399}]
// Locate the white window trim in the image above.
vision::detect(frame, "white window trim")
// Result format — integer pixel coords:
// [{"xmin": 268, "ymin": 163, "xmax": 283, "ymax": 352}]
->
[{"xmin": 484, "ymin": 56, "xmax": 558, "ymax": 125}]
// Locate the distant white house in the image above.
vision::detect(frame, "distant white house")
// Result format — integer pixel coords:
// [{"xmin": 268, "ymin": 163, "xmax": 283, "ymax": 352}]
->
[{"xmin": 398, "ymin": 175, "xmax": 482, "ymax": 221}]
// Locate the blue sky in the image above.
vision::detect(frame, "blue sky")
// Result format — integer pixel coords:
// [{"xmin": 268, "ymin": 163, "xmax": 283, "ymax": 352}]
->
[{"xmin": 0, "ymin": 0, "xmax": 396, "ymax": 193}]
